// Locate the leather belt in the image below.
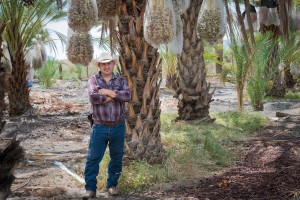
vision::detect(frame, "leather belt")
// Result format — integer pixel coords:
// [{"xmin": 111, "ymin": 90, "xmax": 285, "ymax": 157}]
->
[{"xmin": 94, "ymin": 118, "xmax": 124, "ymax": 126}]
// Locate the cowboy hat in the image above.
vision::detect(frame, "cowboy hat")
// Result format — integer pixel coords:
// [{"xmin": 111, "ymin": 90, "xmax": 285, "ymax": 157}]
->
[{"xmin": 91, "ymin": 51, "xmax": 119, "ymax": 67}]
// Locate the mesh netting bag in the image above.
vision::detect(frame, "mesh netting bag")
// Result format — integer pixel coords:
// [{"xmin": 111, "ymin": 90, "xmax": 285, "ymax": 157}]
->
[
  {"xmin": 258, "ymin": 6, "xmax": 280, "ymax": 26},
  {"xmin": 68, "ymin": 0, "xmax": 98, "ymax": 32},
  {"xmin": 243, "ymin": 13, "xmax": 258, "ymax": 31},
  {"xmin": 290, "ymin": 63, "xmax": 300, "ymax": 75},
  {"xmin": 67, "ymin": 32, "xmax": 94, "ymax": 66},
  {"xmin": 196, "ymin": 0, "xmax": 226, "ymax": 44},
  {"xmin": 31, "ymin": 38, "xmax": 43, "ymax": 70},
  {"xmin": 265, "ymin": 7, "xmax": 280, "ymax": 26},
  {"xmin": 144, "ymin": 0, "xmax": 176, "ymax": 48},
  {"xmin": 291, "ymin": 8, "xmax": 300, "ymax": 31},
  {"xmin": 258, "ymin": 6, "xmax": 268, "ymax": 25},
  {"xmin": 97, "ymin": 0, "xmax": 117, "ymax": 21},
  {"xmin": 172, "ymin": 0, "xmax": 190, "ymax": 15},
  {"xmin": 242, "ymin": 5, "xmax": 258, "ymax": 31},
  {"xmin": 167, "ymin": 15, "xmax": 183, "ymax": 55}
]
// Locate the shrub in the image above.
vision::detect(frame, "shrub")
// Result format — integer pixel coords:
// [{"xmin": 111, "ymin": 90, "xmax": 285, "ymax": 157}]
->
[{"xmin": 37, "ymin": 58, "xmax": 58, "ymax": 88}]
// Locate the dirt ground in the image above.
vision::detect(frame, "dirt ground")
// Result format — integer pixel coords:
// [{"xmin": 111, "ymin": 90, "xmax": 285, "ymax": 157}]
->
[{"xmin": 2, "ymin": 78, "xmax": 300, "ymax": 200}]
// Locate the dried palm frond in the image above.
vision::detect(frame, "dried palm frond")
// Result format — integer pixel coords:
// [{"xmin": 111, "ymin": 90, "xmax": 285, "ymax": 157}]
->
[
  {"xmin": 127, "ymin": 103, "xmax": 136, "ymax": 119},
  {"xmin": 135, "ymin": 115, "xmax": 143, "ymax": 132},
  {"xmin": 125, "ymin": 120, "xmax": 132, "ymax": 136},
  {"xmin": 140, "ymin": 95, "xmax": 148, "ymax": 116},
  {"xmin": 131, "ymin": 77, "xmax": 140, "ymax": 105}
]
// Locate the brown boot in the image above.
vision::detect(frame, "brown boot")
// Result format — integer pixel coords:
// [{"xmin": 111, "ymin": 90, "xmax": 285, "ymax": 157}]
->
[
  {"xmin": 107, "ymin": 186, "xmax": 118, "ymax": 196},
  {"xmin": 82, "ymin": 190, "xmax": 96, "ymax": 199}
]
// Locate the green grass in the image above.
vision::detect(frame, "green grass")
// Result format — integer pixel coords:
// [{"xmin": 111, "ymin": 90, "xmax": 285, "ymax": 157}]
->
[
  {"xmin": 213, "ymin": 111, "xmax": 269, "ymax": 132},
  {"xmin": 285, "ymin": 91, "xmax": 300, "ymax": 100},
  {"xmin": 94, "ymin": 111, "xmax": 269, "ymax": 194}
]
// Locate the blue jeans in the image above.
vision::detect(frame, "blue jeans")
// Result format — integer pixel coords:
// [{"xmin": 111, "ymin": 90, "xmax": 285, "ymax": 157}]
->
[{"xmin": 84, "ymin": 122, "xmax": 125, "ymax": 192}]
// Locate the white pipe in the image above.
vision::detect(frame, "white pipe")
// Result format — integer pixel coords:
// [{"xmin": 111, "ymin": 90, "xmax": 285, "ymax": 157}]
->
[{"xmin": 53, "ymin": 161, "xmax": 85, "ymax": 184}]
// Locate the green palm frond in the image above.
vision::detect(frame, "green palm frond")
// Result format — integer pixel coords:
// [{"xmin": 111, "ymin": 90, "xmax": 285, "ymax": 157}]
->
[
  {"xmin": 159, "ymin": 47, "xmax": 178, "ymax": 77},
  {"xmin": 0, "ymin": 0, "xmax": 66, "ymax": 56},
  {"xmin": 44, "ymin": 29, "xmax": 67, "ymax": 56},
  {"xmin": 230, "ymin": 38, "xmax": 249, "ymax": 83},
  {"xmin": 276, "ymin": 32, "xmax": 300, "ymax": 66},
  {"xmin": 251, "ymin": 33, "xmax": 276, "ymax": 78},
  {"xmin": 246, "ymin": 33, "xmax": 276, "ymax": 108}
]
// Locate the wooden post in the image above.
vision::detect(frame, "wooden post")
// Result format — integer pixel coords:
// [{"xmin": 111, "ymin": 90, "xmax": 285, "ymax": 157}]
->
[{"xmin": 59, "ymin": 64, "xmax": 62, "ymax": 80}]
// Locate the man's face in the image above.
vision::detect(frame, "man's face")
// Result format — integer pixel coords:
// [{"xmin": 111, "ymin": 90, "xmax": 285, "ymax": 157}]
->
[{"xmin": 98, "ymin": 61, "xmax": 115, "ymax": 76}]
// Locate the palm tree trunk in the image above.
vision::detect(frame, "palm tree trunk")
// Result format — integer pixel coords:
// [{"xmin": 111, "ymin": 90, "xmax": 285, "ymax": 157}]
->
[
  {"xmin": 245, "ymin": 0, "xmax": 256, "ymax": 47},
  {"xmin": 0, "ymin": 21, "xmax": 6, "ymax": 125},
  {"xmin": 7, "ymin": 50, "xmax": 31, "ymax": 116},
  {"xmin": 5, "ymin": 21, "xmax": 31, "ymax": 116},
  {"xmin": 174, "ymin": 0, "xmax": 214, "ymax": 121},
  {"xmin": 215, "ymin": 38, "xmax": 223, "ymax": 74},
  {"xmin": 237, "ymin": 83, "xmax": 244, "ymax": 111},
  {"xmin": 117, "ymin": 0, "xmax": 165, "ymax": 164},
  {"xmin": 234, "ymin": 0, "xmax": 251, "ymax": 54}
]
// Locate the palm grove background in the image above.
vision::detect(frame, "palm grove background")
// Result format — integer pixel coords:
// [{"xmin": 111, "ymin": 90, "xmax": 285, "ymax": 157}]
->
[{"xmin": 0, "ymin": 0, "xmax": 300, "ymax": 198}]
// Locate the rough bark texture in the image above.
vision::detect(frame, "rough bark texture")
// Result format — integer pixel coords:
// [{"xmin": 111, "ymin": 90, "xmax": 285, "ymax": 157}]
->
[
  {"xmin": 234, "ymin": 0, "xmax": 251, "ymax": 54},
  {"xmin": 7, "ymin": 51, "xmax": 31, "ymax": 116},
  {"xmin": 117, "ymin": 0, "xmax": 165, "ymax": 164},
  {"xmin": 174, "ymin": 0, "xmax": 214, "ymax": 121},
  {"xmin": 5, "ymin": 21, "xmax": 31, "ymax": 116},
  {"xmin": 245, "ymin": 0, "xmax": 256, "ymax": 47},
  {"xmin": 0, "ymin": 21, "xmax": 7, "ymax": 128}
]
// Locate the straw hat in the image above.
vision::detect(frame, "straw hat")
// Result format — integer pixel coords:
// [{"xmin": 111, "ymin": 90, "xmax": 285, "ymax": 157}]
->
[{"xmin": 92, "ymin": 52, "xmax": 115, "ymax": 66}]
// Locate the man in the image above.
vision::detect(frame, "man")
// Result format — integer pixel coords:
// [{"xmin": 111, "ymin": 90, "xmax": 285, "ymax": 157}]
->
[{"xmin": 83, "ymin": 51, "xmax": 131, "ymax": 199}]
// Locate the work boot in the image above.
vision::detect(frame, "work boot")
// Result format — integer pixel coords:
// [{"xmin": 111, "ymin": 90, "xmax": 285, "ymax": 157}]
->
[
  {"xmin": 107, "ymin": 186, "xmax": 118, "ymax": 196},
  {"xmin": 82, "ymin": 190, "xmax": 96, "ymax": 199}
]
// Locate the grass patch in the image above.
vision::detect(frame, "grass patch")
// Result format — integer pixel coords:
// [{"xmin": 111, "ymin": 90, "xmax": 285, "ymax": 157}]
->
[
  {"xmin": 213, "ymin": 111, "xmax": 269, "ymax": 132},
  {"xmin": 95, "ymin": 112, "xmax": 269, "ymax": 194},
  {"xmin": 285, "ymin": 91, "xmax": 300, "ymax": 100}
]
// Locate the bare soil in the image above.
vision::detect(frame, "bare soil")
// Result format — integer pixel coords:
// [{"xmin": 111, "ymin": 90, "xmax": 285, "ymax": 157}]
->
[{"xmin": 2, "ymin": 78, "xmax": 300, "ymax": 200}]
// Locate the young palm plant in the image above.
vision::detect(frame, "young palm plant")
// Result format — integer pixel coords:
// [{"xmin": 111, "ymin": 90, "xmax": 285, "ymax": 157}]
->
[
  {"xmin": 246, "ymin": 33, "xmax": 276, "ymax": 111},
  {"xmin": 230, "ymin": 37, "xmax": 249, "ymax": 111},
  {"xmin": 37, "ymin": 58, "xmax": 58, "ymax": 88},
  {"xmin": 0, "ymin": 0, "xmax": 66, "ymax": 116}
]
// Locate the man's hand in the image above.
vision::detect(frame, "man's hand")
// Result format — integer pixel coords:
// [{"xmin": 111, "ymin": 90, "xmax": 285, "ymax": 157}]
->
[
  {"xmin": 98, "ymin": 89, "xmax": 117, "ymax": 98},
  {"xmin": 103, "ymin": 96, "xmax": 113, "ymax": 103}
]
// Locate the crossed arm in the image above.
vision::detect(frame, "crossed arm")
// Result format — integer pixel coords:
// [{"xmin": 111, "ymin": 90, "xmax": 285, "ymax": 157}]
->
[
  {"xmin": 88, "ymin": 76, "xmax": 131, "ymax": 105},
  {"xmin": 98, "ymin": 89, "xmax": 116, "ymax": 103}
]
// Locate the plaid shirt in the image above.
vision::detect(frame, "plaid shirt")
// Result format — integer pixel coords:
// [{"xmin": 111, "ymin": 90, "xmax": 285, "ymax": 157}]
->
[{"xmin": 88, "ymin": 73, "xmax": 131, "ymax": 123}]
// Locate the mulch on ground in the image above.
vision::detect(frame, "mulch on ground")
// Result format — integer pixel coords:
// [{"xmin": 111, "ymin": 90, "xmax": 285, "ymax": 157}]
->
[{"xmin": 156, "ymin": 115, "xmax": 300, "ymax": 200}]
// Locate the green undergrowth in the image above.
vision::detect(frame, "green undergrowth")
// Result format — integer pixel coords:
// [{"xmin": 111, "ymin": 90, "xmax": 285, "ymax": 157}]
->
[{"xmin": 96, "ymin": 111, "xmax": 269, "ymax": 194}]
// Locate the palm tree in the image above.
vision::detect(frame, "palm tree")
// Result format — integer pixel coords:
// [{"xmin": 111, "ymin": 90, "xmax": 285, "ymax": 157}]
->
[
  {"xmin": 0, "ymin": 21, "xmax": 7, "ymax": 126},
  {"xmin": 0, "ymin": 0, "xmax": 66, "ymax": 116},
  {"xmin": 258, "ymin": 1, "xmax": 293, "ymax": 97},
  {"xmin": 117, "ymin": 0, "xmax": 165, "ymax": 164},
  {"xmin": 174, "ymin": 0, "xmax": 214, "ymax": 121}
]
